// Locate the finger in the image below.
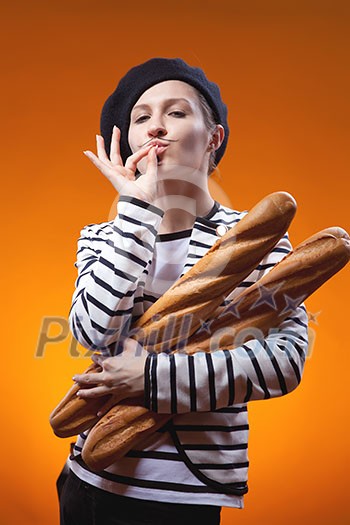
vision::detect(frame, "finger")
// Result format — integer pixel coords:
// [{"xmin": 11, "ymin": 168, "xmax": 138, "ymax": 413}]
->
[
  {"xmin": 124, "ymin": 144, "xmax": 154, "ymax": 172},
  {"xmin": 145, "ymin": 146, "xmax": 158, "ymax": 179},
  {"xmin": 110, "ymin": 126, "xmax": 123, "ymax": 166},
  {"xmin": 83, "ymin": 151, "xmax": 122, "ymax": 184},
  {"xmin": 76, "ymin": 385, "xmax": 111, "ymax": 398},
  {"xmin": 83, "ymin": 150, "xmax": 110, "ymax": 172},
  {"xmin": 73, "ymin": 372, "xmax": 104, "ymax": 385},
  {"xmin": 96, "ymin": 135, "xmax": 110, "ymax": 163}
]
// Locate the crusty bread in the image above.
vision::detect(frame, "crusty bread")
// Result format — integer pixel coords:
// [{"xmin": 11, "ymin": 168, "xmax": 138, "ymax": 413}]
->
[
  {"xmin": 133, "ymin": 191, "xmax": 297, "ymax": 353},
  {"xmin": 50, "ymin": 363, "xmax": 110, "ymax": 438},
  {"xmin": 183, "ymin": 227, "xmax": 350, "ymax": 353},
  {"xmin": 81, "ymin": 400, "xmax": 171, "ymax": 472},
  {"xmin": 81, "ymin": 226, "xmax": 350, "ymax": 471},
  {"xmin": 50, "ymin": 191, "xmax": 296, "ymax": 437}
]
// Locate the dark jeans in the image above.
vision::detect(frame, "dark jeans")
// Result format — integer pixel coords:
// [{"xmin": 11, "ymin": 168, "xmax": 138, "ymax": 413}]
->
[{"xmin": 58, "ymin": 468, "xmax": 221, "ymax": 525}]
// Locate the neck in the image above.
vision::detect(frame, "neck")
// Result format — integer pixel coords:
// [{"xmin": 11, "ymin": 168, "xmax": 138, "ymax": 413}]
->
[{"xmin": 154, "ymin": 173, "xmax": 215, "ymax": 234}]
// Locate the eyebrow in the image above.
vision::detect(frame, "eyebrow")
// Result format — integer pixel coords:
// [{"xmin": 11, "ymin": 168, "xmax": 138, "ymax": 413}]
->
[{"xmin": 131, "ymin": 98, "xmax": 193, "ymax": 113}]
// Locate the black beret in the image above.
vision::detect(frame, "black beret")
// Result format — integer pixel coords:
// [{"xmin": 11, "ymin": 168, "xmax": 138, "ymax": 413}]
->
[{"xmin": 100, "ymin": 57, "xmax": 229, "ymax": 167}]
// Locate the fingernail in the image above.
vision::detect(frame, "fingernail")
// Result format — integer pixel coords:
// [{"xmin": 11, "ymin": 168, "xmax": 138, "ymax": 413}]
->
[{"xmin": 76, "ymin": 391, "xmax": 81, "ymax": 396}]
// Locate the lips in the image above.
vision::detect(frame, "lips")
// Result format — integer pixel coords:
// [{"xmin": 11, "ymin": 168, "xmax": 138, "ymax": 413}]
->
[
  {"xmin": 140, "ymin": 139, "xmax": 170, "ymax": 165},
  {"xmin": 149, "ymin": 140, "xmax": 169, "ymax": 155},
  {"xmin": 154, "ymin": 145, "xmax": 168, "ymax": 155},
  {"xmin": 148, "ymin": 139, "xmax": 169, "ymax": 147}
]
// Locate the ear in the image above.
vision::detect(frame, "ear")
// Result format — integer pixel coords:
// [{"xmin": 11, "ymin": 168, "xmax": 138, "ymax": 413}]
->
[{"xmin": 209, "ymin": 124, "xmax": 225, "ymax": 151}]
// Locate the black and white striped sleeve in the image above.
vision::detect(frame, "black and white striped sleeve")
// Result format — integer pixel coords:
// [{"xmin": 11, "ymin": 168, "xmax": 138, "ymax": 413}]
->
[
  {"xmin": 69, "ymin": 196, "xmax": 164, "ymax": 352},
  {"xmin": 144, "ymin": 235, "xmax": 309, "ymax": 413}
]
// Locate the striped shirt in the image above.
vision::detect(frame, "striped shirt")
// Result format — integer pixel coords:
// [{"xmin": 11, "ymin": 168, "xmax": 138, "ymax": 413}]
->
[{"xmin": 68, "ymin": 195, "xmax": 308, "ymax": 506}]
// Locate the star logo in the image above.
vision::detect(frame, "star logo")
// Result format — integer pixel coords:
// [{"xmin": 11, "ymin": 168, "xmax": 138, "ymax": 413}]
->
[
  {"xmin": 308, "ymin": 310, "xmax": 321, "ymax": 325},
  {"xmin": 218, "ymin": 296, "xmax": 245, "ymax": 319},
  {"xmin": 199, "ymin": 318, "xmax": 215, "ymax": 334},
  {"xmin": 280, "ymin": 293, "xmax": 307, "ymax": 316},
  {"xmin": 250, "ymin": 282, "xmax": 285, "ymax": 311}
]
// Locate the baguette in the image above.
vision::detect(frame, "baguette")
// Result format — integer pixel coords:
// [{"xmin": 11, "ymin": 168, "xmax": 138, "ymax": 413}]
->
[
  {"xmin": 81, "ymin": 400, "xmax": 171, "ymax": 472},
  {"xmin": 50, "ymin": 191, "xmax": 296, "ymax": 437},
  {"xmin": 185, "ymin": 226, "xmax": 350, "ymax": 353},
  {"xmin": 133, "ymin": 191, "xmax": 297, "ymax": 353},
  {"xmin": 81, "ymin": 226, "xmax": 350, "ymax": 471},
  {"xmin": 50, "ymin": 363, "xmax": 110, "ymax": 438}
]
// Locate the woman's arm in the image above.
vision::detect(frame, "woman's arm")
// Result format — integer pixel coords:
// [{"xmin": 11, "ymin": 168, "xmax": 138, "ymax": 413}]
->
[
  {"xmin": 144, "ymin": 310, "xmax": 307, "ymax": 413},
  {"xmin": 69, "ymin": 196, "xmax": 164, "ymax": 352},
  {"xmin": 69, "ymin": 127, "xmax": 163, "ymax": 351}
]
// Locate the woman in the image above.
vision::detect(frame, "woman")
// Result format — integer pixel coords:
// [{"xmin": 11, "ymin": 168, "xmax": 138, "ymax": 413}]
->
[{"xmin": 60, "ymin": 58, "xmax": 308, "ymax": 525}]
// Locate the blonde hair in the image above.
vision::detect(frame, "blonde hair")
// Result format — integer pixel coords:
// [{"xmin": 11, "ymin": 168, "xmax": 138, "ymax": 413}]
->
[{"xmin": 196, "ymin": 90, "xmax": 218, "ymax": 175}]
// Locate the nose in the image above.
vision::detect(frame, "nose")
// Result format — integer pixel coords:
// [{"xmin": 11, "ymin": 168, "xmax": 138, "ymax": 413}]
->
[{"xmin": 147, "ymin": 115, "xmax": 167, "ymax": 139}]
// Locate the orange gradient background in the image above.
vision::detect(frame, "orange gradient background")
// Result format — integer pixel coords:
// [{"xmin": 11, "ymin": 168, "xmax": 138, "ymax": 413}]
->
[{"xmin": 1, "ymin": 1, "xmax": 349, "ymax": 524}]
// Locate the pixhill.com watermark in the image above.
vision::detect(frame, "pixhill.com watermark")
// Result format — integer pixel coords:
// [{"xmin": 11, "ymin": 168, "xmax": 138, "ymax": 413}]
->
[{"xmin": 34, "ymin": 311, "xmax": 319, "ymax": 359}]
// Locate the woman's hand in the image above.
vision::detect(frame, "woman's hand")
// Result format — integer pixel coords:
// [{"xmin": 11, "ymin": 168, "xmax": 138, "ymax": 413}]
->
[
  {"xmin": 72, "ymin": 338, "xmax": 148, "ymax": 414},
  {"xmin": 84, "ymin": 126, "xmax": 161, "ymax": 205}
]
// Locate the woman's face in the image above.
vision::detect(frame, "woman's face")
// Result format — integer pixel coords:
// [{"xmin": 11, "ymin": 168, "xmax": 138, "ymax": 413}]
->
[{"xmin": 128, "ymin": 80, "xmax": 213, "ymax": 177}]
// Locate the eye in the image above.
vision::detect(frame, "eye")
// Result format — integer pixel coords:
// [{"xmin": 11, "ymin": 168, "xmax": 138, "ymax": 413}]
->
[
  {"xmin": 134, "ymin": 114, "xmax": 150, "ymax": 124},
  {"xmin": 169, "ymin": 110, "xmax": 186, "ymax": 118}
]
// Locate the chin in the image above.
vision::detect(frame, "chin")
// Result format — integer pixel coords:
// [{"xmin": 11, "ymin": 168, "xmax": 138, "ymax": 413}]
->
[
  {"xmin": 156, "ymin": 161, "xmax": 180, "ymax": 177},
  {"xmin": 166, "ymin": 167, "xmax": 207, "ymax": 189}
]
